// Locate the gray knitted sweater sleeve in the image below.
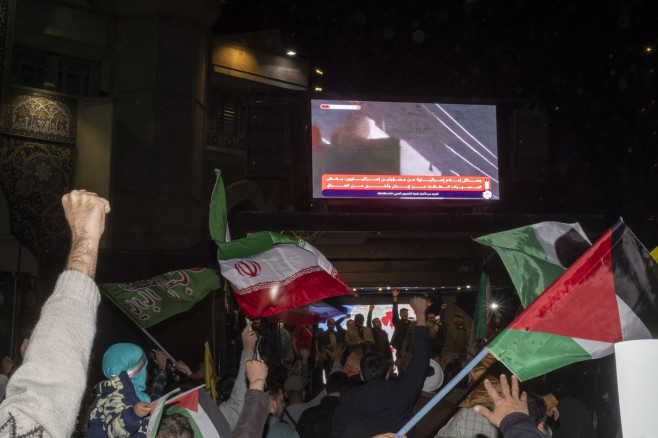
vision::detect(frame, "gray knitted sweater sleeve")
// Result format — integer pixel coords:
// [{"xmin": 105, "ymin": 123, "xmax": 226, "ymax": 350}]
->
[{"xmin": 0, "ymin": 270, "xmax": 100, "ymax": 438}]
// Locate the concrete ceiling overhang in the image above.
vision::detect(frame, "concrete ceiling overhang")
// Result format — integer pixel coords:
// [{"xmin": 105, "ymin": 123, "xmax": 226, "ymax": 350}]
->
[{"xmin": 230, "ymin": 211, "xmax": 606, "ymax": 289}]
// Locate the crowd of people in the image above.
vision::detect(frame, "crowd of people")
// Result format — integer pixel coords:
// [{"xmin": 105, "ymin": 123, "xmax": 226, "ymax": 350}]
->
[{"xmin": 0, "ymin": 190, "xmax": 617, "ymax": 438}]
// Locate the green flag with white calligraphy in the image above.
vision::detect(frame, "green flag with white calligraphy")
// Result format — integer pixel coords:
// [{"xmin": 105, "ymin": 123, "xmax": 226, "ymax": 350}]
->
[{"xmin": 100, "ymin": 268, "xmax": 221, "ymax": 329}]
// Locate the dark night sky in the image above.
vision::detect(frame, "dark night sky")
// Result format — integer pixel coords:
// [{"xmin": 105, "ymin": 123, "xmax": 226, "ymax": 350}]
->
[{"xmin": 214, "ymin": 0, "xmax": 658, "ymax": 239}]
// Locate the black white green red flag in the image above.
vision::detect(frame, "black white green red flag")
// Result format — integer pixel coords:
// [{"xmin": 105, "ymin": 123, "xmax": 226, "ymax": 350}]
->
[
  {"xmin": 487, "ymin": 219, "xmax": 658, "ymax": 381},
  {"xmin": 209, "ymin": 170, "xmax": 352, "ymax": 323},
  {"xmin": 475, "ymin": 222, "xmax": 591, "ymax": 307},
  {"xmin": 147, "ymin": 386, "xmax": 226, "ymax": 438}
]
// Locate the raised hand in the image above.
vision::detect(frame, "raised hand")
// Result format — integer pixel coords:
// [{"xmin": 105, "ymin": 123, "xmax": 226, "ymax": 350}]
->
[
  {"xmin": 242, "ymin": 321, "xmax": 258, "ymax": 353},
  {"xmin": 62, "ymin": 190, "xmax": 110, "ymax": 278},
  {"xmin": 245, "ymin": 359, "xmax": 268, "ymax": 391},
  {"xmin": 174, "ymin": 360, "xmax": 192, "ymax": 376},
  {"xmin": 154, "ymin": 350, "xmax": 167, "ymax": 370},
  {"xmin": 409, "ymin": 297, "xmax": 427, "ymax": 324},
  {"xmin": 474, "ymin": 375, "xmax": 528, "ymax": 428},
  {"xmin": 467, "ymin": 339, "xmax": 479, "ymax": 357},
  {"xmin": 330, "ymin": 344, "xmax": 346, "ymax": 363}
]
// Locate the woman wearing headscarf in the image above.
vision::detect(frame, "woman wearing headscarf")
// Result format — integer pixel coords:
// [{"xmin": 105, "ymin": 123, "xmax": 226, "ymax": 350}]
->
[{"xmin": 88, "ymin": 343, "xmax": 154, "ymax": 438}]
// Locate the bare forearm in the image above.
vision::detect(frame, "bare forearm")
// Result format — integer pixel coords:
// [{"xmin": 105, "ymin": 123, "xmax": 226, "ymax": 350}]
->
[
  {"xmin": 62, "ymin": 190, "xmax": 110, "ymax": 279},
  {"xmin": 66, "ymin": 238, "xmax": 100, "ymax": 278}
]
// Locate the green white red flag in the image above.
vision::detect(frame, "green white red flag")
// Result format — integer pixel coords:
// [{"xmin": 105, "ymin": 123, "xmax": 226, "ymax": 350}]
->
[
  {"xmin": 209, "ymin": 170, "xmax": 352, "ymax": 324},
  {"xmin": 487, "ymin": 219, "xmax": 658, "ymax": 381},
  {"xmin": 99, "ymin": 269, "xmax": 221, "ymax": 329},
  {"xmin": 475, "ymin": 221, "xmax": 591, "ymax": 307}
]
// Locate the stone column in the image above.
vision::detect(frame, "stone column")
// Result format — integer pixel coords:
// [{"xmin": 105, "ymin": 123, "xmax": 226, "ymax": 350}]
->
[{"xmin": 94, "ymin": 0, "xmax": 220, "ymax": 250}]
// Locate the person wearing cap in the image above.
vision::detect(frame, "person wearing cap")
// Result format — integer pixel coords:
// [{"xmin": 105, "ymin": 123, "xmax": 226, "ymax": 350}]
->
[{"xmin": 282, "ymin": 374, "xmax": 324, "ymax": 426}]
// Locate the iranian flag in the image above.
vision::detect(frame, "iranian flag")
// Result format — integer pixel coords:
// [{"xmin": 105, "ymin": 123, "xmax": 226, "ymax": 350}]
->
[
  {"xmin": 475, "ymin": 222, "xmax": 591, "ymax": 307},
  {"xmin": 209, "ymin": 170, "xmax": 352, "ymax": 323},
  {"xmin": 147, "ymin": 386, "xmax": 228, "ymax": 438},
  {"xmin": 100, "ymin": 268, "xmax": 221, "ymax": 328},
  {"xmin": 487, "ymin": 219, "xmax": 658, "ymax": 381}
]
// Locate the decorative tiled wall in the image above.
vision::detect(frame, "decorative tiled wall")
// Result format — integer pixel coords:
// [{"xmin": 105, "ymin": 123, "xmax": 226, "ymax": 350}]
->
[
  {"xmin": 0, "ymin": 136, "xmax": 76, "ymax": 252},
  {"xmin": 1, "ymin": 88, "xmax": 77, "ymax": 143},
  {"xmin": 0, "ymin": 88, "xmax": 77, "ymax": 252}
]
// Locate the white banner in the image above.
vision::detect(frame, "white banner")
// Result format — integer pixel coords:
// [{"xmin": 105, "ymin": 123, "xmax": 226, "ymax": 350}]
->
[{"xmin": 615, "ymin": 340, "xmax": 658, "ymax": 438}]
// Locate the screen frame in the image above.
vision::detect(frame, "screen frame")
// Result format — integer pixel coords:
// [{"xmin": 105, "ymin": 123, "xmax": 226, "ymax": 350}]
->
[{"xmin": 307, "ymin": 94, "xmax": 503, "ymax": 209}]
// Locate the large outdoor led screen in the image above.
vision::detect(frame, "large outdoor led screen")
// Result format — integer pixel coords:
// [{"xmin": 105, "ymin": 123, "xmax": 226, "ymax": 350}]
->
[{"xmin": 311, "ymin": 99, "xmax": 499, "ymax": 200}]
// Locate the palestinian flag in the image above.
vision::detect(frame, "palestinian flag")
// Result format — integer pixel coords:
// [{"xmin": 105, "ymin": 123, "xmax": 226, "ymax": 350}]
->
[
  {"xmin": 147, "ymin": 386, "xmax": 228, "ymax": 438},
  {"xmin": 475, "ymin": 222, "xmax": 591, "ymax": 307},
  {"xmin": 209, "ymin": 170, "xmax": 352, "ymax": 322},
  {"xmin": 487, "ymin": 219, "xmax": 658, "ymax": 381},
  {"xmin": 100, "ymin": 268, "xmax": 221, "ymax": 328}
]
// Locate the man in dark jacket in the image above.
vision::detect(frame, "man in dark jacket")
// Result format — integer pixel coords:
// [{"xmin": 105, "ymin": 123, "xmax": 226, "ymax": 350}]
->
[
  {"xmin": 296, "ymin": 372, "xmax": 348, "ymax": 438},
  {"xmin": 366, "ymin": 306, "xmax": 393, "ymax": 361},
  {"xmin": 318, "ymin": 317, "xmax": 347, "ymax": 351},
  {"xmin": 390, "ymin": 290, "xmax": 411, "ymax": 353},
  {"xmin": 331, "ymin": 297, "xmax": 429, "ymax": 438}
]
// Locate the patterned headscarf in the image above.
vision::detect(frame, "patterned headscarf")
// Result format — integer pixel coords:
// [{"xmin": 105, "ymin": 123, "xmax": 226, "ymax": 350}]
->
[{"xmin": 102, "ymin": 343, "xmax": 150, "ymax": 403}]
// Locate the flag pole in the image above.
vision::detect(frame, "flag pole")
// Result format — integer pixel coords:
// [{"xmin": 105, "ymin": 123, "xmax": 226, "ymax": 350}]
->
[
  {"xmin": 141, "ymin": 327, "xmax": 176, "ymax": 362},
  {"xmin": 395, "ymin": 348, "xmax": 490, "ymax": 438}
]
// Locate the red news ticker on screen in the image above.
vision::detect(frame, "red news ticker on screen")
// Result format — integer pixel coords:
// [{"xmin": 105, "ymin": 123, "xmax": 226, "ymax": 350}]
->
[
  {"xmin": 321, "ymin": 174, "xmax": 491, "ymax": 192},
  {"xmin": 319, "ymin": 103, "xmax": 362, "ymax": 110}
]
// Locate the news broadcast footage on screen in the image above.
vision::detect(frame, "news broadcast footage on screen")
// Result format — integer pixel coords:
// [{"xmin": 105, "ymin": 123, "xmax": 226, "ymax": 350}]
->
[{"xmin": 311, "ymin": 99, "xmax": 499, "ymax": 200}]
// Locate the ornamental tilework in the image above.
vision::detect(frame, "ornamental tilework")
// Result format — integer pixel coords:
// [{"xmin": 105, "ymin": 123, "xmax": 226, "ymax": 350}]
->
[
  {"xmin": 1, "ymin": 88, "xmax": 77, "ymax": 144},
  {"xmin": 0, "ymin": 135, "xmax": 76, "ymax": 252}
]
